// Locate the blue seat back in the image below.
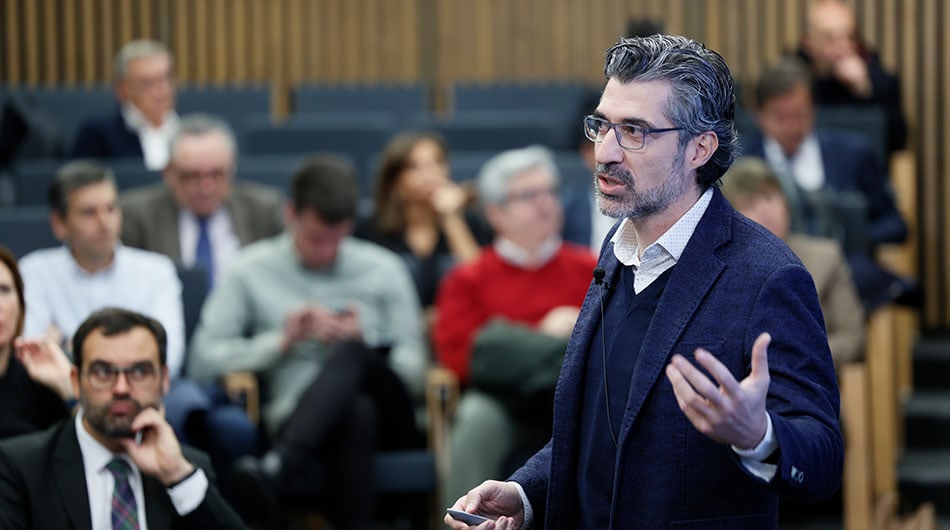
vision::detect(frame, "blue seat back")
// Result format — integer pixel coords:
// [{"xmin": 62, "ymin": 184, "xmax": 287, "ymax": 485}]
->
[
  {"xmin": 292, "ymin": 83, "xmax": 428, "ymax": 118},
  {"xmin": 177, "ymin": 85, "xmax": 271, "ymax": 131},
  {"xmin": 0, "ymin": 207, "xmax": 58, "ymax": 258}
]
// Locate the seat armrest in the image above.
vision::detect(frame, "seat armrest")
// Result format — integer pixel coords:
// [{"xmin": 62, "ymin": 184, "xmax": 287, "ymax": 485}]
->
[
  {"xmin": 222, "ymin": 371, "xmax": 260, "ymax": 426},
  {"xmin": 426, "ymin": 366, "xmax": 460, "ymax": 476}
]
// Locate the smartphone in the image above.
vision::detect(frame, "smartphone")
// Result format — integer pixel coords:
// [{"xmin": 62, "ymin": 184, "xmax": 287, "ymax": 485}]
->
[{"xmin": 446, "ymin": 508, "xmax": 492, "ymax": 526}]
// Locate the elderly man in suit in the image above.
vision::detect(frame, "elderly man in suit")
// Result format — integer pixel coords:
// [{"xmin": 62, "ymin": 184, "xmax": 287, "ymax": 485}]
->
[
  {"xmin": 0, "ymin": 307, "xmax": 246, "ymax": 529},
  {"xmin": 72, "ymin": 40, "xmax": 178, "ymax": 170},
  {"xmin": 446, "ymin": 34, "xmax": 842, "ymax": 530},
  {"xmin": 120, "ymin": 113, "xmax": 283, "ymax": 289}
]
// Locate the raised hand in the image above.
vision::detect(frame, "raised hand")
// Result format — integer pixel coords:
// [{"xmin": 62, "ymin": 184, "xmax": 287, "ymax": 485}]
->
[
  {"xmin": 119, "ymin": 406, "xmax": 195, "ymax": 486},
  {"xmin": 14, "ymin": 336, "xmax": 75, "ymax": 400},
  {"xmin": 665, "ymin": 332, "xmax": 772, "ymax": 450}
]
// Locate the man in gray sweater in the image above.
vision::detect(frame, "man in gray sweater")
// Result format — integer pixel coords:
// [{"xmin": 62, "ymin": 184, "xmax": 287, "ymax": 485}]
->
[{"xmin": 188, "ymin": 155, "xmax": 427, "ymax": 529}]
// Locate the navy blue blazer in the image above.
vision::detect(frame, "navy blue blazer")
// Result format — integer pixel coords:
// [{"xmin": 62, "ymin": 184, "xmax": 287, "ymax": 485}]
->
[
  {"xmin": 510, "ymin": 189, "xmax": 843, "ymax": 529},
  {"xmin": 71, "ymin": 108, "xmax": 145, "ymax": 160},
  {"xmin": 741, "ymin": 129, "xmax": 907, "ymax": 246}
]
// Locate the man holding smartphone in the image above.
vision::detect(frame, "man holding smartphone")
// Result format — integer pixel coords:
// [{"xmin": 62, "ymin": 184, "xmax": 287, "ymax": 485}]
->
[{"xmin": 0, "ymin": 308, "xmax": 246, "ymax": 529}]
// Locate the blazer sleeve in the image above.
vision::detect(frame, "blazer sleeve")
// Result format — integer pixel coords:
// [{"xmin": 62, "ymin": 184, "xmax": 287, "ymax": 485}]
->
[
  {"xmin": 508, "ymin": 439, "xmax": 553, "ymax": 525},
  {"xmin": 180, "ymin": 448, "xmax": 248, "ymax": 529},
  {"xmin": 748, "ymin": 263, "xmax": 844, "ymax": 501}
]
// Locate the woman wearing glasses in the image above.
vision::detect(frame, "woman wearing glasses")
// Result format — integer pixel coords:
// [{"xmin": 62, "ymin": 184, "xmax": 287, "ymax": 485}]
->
[{"xmin": 0, "ymin": 245, "xmax": 74, "ymax": 439}]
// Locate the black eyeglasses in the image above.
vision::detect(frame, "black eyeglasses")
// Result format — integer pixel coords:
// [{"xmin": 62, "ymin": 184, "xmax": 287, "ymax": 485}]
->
[
  {"xmin": 86, "ymin": 361, "xmax": 158, "ymax": 390},
  {"xmin": 583, "ymin": 115, "xmax": 683, "ymax": 151}
]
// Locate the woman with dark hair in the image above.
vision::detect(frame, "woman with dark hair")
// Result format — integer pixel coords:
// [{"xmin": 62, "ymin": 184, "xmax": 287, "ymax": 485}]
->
[
  {"xmin": 0, "ymin": 245, "xmax": 74, "ymax": 439},
  {"xmin": 358, "ymin": 130, "xmax": 490, "ymax": 309}
]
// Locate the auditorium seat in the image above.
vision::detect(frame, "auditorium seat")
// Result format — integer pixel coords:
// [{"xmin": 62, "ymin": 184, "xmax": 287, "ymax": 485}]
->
[
  {"xmin": 177, "ymin": 85, "xmax": 271, "ymax": 130},
  {"xmin": 407, "ymin": 111, "xmax": 567, "ymax": 151},
  {"xmin": 0, "ymin": 84, "xmax": 114, "ymax": 158},
  {"xmin": 11, "ymin": 158, "xmax": 160, "ymax": 206},
  {"xmin": 0, "ymin": 207, "xmax": 58, "ymax": 258},
  {"xmin": 816, "ymin": 105, "xmax": 888, "ymax": 165},
  {"xmin": 240, "ymin": 114, "xmax": 394, "ymax": 195},
  {"xmin": 292, "ymin": 83, "xmax": 428, "ymax": 118}
]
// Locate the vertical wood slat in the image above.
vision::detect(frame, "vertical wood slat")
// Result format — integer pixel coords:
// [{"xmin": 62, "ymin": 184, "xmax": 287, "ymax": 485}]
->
[
  {"xmin": 193, "ymin": 0, "xmax": 208, "ymax": 83},
  {"xmin": 63, "ymin": 0, "xmax": 77, "ymax": 83},
  {"xmin": 100, "ymin": 0, "xmax": 113, "ymax": 81},
  {"xmin": 939, "ymin": 0, "xmax": 950, "ymax": 327},
  {"xmin": 922, "ymin": 0, "xmax": 941, "ymax": 327},
  {"xmin": 174, "ymin": 0, "xmax": 189, "ymax": 82},
  {"xmin": 118, "ymin": 0, "xmax": 133, "ymax": 45},
  {"xmin": 213, "ymin": 0, "xmax": 227, "ymax": 83},
  {"xmin": 5, "ymin": 0, "xmax": 21, "ymax": 84},
  {"xmin": 231, "ymin": 0, "xmax": 246, "ymax": 80},
  {"xmin": 24, "ymin": 0, "xmax": 38, "ymax": 83},
  {"xmin": 81, "ymin": 0, "xmax": 95, "ymax": 82},
  {"xmin": 43, "ymin": 0, "xmax": 57, "ymax": 82}
]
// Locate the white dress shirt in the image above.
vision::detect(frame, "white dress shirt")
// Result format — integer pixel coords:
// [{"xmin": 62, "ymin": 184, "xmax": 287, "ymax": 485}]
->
[
  {"xmin": 763, "ymin": 133, "xmax": 825, "ymax": 192},
  {"xmin": 19, "ymin": 245, "xmax": 186, "ymax": 377},
  {"xmin": 121, "ymin": 104, "xmax": 179, "ymax": 171},
  {"xmin": 75, "ymin": 412, "xmax": 208, "ymax": 529},
  {"xmin": 178, "ymin": 208, "xmax": 241, "ymax": 281}
]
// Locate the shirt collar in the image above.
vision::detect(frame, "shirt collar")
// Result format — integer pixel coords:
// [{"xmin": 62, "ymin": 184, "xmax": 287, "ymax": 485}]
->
[
  {"xmin": 66, "ymin": 244, "xmax": 122, "ymax": 277},
  {"xmin": 610, "ymin": 187, "xmax": 714, "ymax": 267},
  {"xmin": 121, "ymin": 103, "xmax": 179, "ymax": 134},
  {"xmin": 494, "ymin": 236, "xmax": 562, "ymax": 269}
]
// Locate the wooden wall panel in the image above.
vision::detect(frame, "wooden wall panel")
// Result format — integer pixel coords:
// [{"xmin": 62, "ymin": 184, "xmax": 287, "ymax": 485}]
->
[{"xmin": 0, "ymin": 0, "xmax": 948, "ymax": 329}]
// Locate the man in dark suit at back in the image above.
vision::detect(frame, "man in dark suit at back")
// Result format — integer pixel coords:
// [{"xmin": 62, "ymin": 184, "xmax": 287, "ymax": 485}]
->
[
  {"xmin": 72, "ymin": 40, "xmax": 179, "ymax": 170},
  {"xmin": 120, "ymin": 113, "xmax": 283, "ymax": 289},
  {"xmin": 742, "ymin": 58, "xmax": 913, "ymax": 309},
  {"xmin": 0, "ymin": 307, "xmax": 246, "ymax": 529}
]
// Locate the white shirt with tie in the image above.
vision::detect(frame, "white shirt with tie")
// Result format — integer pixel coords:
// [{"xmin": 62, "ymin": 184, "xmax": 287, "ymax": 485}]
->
[{"xmin": 74, "ymin": 411, "xmax": 207, "ymax": 529}]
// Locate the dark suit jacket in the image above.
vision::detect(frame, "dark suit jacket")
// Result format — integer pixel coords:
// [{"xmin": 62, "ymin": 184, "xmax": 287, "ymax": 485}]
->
[
  {"xmin": 741, "ymin": 129, "xmax": 908, "ymax": 246},
  {"xmin": 560, "ymin": 182, "xmax": 594, "ymax": 248},
  {"xmin": 120, "ymin": 181, "xmax": 284, "ymax": 263},
  {"xmin": 71, "ymin": 108, "xmax": 144, "ymax": 160},
  {"xmin": 0, "ymin": 418, "xmax": 247, "ymax": 529},
  {"xmin": 510, "ymin": 189, "xmax": 843, "ymax": 529}
]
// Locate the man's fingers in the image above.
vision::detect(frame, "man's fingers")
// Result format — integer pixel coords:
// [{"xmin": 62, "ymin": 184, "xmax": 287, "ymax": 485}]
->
[
  {"xmin": 694, "ymin": 348, "xmax": 741, "ymax": 395},
  {"xmin": 751, "ymin": 332, "xmax": 771, "ymax": 381},
  {"xmin": 670, "ymin": 354, "xmax": 724, "ymax": 407}
]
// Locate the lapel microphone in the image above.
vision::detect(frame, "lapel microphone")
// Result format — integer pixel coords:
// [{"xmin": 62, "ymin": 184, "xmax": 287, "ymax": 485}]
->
[{"xmin": 592, "ymin": 266, "xmax": 619, "ymax": 448}]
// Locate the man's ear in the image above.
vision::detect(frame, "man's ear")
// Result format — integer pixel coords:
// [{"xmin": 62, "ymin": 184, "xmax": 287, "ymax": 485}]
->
[
  {"xmin": 50, "ymin": 212, "xmax": 68, "ymax": 242},
  {"xmin": 161, "ymin": 365, "xmax": 170, "ymax": 395},
  {"xmin": 282, "ymin": 202, "xmax": 297, "ymax": 229},
  {"xmin": 687, "ymin": 131, "xmax": 719, "ymax": 172},
  {"xmin": 70, "ymin": 366, "xmax": 80, "ymax": 400}
]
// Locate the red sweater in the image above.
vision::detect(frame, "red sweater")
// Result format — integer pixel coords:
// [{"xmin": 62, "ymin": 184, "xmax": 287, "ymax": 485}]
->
[{"xmin": 434, "ymin": 243, "xmax": 597, "ymax": 383}]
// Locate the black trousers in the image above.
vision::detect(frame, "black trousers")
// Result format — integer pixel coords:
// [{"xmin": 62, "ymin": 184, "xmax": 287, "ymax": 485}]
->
[{"xmin": 277, "ymin": 340, "xmax": 423, "ymax": 529}]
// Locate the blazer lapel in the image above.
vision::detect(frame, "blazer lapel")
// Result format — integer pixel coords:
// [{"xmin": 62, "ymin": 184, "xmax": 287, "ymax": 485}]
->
[
  {"xmin": 158, "ymin": 189, "xmax": 184, "ymax": 261},
  {"xmin": 616, "ymin": 190, "xmax": 731, "ymax": 445},
  {"xmin": 52, "ymin": 421, "xmax": 93, "ymax": 530}
]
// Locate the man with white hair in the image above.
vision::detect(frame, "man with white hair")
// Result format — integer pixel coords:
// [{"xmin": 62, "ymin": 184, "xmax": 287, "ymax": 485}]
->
[
  {"xmin": 434, "ymin": 145, "xmax": 596, "ymax": 507},
  {"xmin": 72, "ymin": 39, "xmax": 178, "ymax": 170}
]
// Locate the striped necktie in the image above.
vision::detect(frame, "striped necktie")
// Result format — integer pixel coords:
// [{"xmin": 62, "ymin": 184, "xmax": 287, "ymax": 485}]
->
[{"xmin": 105, "ymin": 458, "xmax": 140, "ymax": 530}]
